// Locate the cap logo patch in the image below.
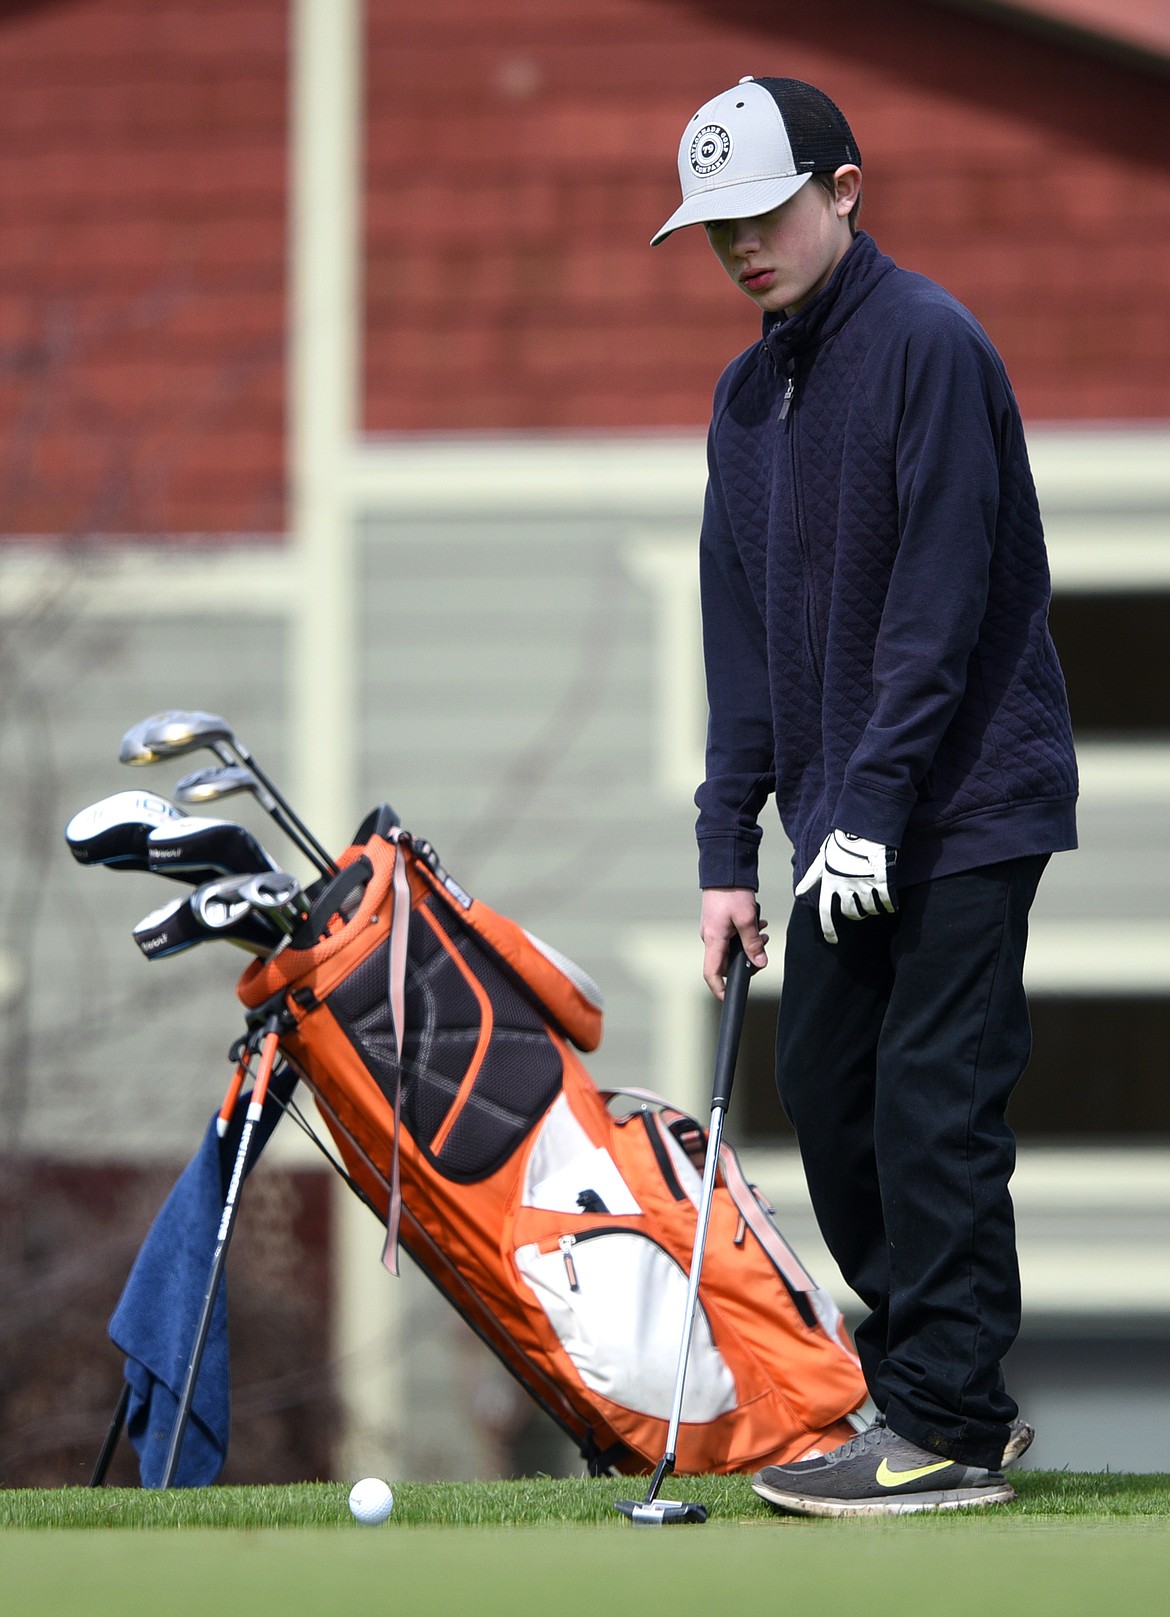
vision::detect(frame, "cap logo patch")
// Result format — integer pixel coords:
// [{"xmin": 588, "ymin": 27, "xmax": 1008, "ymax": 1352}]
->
[{"xmin": 689, "ymin": 123, "xmax": 732, "ymax": 177}]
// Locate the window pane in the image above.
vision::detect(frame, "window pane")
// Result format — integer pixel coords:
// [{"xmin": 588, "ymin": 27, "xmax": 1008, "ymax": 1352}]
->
[
  {"xmin": 720, "ymin": 993, "xmax": 1170, "ymax": 1146},
  {"xmin": 1012, "ymin": 995, "xmax": 1170, "ymax": 1140},
  {"xmin": 1048, "ymin": 594, "xmax": 1170, "ymax": 736}
]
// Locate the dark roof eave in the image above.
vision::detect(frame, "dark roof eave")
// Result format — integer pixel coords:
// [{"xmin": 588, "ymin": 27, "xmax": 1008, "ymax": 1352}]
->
[{"xmin": 929, "ymin": 0, "xmax": 1170, "ymax": 75}]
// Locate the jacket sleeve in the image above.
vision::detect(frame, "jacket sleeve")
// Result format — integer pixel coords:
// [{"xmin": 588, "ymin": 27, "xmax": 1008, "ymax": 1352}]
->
[
  {"xmin": 832, "ymin": 312, "xmax": 1013, "ymax": 848},
  {"xmin": 694, "ymin": 419, "xmax": 775, "ymax": 889}
]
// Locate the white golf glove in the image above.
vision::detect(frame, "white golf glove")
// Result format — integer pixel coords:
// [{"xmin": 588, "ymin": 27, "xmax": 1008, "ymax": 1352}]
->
[{"xmin": 795, "ymin": 829, "xmax": 896, "ymax": 945}]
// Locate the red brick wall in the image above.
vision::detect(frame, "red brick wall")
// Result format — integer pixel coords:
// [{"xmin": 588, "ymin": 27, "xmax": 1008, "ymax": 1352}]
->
[
  {"xmin": 365, "ymin": 0, "xmax": 1170, "ymax": 431},
  {"xmin": 0, "ymin": 0, "xmax": 1167, "ymax": 534},
  {"xmin": 0, "ymin": 0, "xmax": 287, "ymax": 536}
]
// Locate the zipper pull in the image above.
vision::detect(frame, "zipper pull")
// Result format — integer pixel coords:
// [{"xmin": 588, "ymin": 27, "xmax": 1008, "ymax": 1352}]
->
[
  {"xmin": 733, "ymin": 1213, "xmax": 747, "ymax": 1247},
  {"xmin": 779, "ymin": 362, "xmax": 795, "ymax": 421},
  {"xmin": 559, "ymin": 1235, "xmax": 580, "ymax": 1292}
]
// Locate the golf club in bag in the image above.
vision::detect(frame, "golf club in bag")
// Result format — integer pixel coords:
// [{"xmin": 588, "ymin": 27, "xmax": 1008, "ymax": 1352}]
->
[{"xmin": 615, "ymin": 940, "xmax": 752, "ymax": 1526}]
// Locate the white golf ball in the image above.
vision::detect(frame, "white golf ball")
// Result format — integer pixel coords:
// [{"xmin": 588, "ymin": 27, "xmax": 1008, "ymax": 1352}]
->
[{"xmin": 348, "ymin": 1476, "xmax": 394, "ymax": 1525}]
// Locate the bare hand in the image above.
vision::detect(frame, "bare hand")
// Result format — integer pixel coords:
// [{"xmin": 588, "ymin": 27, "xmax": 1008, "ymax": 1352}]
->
[{"xmin": 700, "ymin": 887, "xmax": 769, "ymax": 1000}]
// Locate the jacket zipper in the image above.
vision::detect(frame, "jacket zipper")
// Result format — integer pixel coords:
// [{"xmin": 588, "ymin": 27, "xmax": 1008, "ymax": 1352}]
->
[
  {"xmin": 778, "ymin": 364, "xmax": 795, "ymax": 421},
  {"xmin": 784, "ymin": 359, "xmax": 825, "ymax": 686}
]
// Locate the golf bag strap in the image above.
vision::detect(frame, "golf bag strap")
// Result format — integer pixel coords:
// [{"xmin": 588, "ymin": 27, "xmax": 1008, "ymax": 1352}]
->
[
  {"xmin": 718, "ymin": 1149, "xmax": 856, "ymax": 1356},
  {"xmin": 380, "ymin": 835, "xmax": 412, "ymax": 1278},
  {"xmin": 716, "ymin": 1148, "xmax": 817, "ymax": 1295}
]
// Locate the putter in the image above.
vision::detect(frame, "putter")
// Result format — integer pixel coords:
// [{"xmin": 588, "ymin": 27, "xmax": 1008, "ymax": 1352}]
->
[
  {"xmin": 118, "ymin": 710, "xmax": 338, "ymax": 877},
  {"xmin": 66, "ymin": 790, "xmax": 185, "ymax": 870},
  {"xmin": 173, "ymin": 762, "xmax": 333, "ymax": 879},
  {"xmin": 615, "ymin": 939, "xmax": 754, "ymax": 1526}
]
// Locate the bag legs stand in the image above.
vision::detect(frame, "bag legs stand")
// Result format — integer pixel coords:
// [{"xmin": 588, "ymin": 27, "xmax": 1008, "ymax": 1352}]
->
[
  {"xmin": 159, "ymin": 1020, "xmax": 281, "ymax": 1488},
  {"xmin": 616, "ymin": 941, "xmax": 753, "ymax": 1525}
]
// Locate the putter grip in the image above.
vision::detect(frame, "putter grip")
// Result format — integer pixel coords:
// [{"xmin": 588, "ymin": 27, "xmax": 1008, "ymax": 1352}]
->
[{"xmin": 711, "ymin": 941, "xmax": 753, "ymax": 1112}]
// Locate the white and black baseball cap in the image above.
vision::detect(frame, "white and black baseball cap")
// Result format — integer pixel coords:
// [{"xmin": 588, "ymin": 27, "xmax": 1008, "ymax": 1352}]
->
[{"xmin": 651, "ymin": 76, "xmax": 861, "ymax": 246}]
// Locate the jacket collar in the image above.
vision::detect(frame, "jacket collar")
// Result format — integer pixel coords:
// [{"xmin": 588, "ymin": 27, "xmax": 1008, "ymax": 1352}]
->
[{"xmin": 762, "ymin": 231, "xmax": 895, "ymax": 367}]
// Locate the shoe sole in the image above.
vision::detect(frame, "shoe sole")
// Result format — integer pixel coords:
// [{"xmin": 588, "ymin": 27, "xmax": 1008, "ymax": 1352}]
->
[{"xmin": 751, "ymin": 1480, "xmax": 1016, "ymax": 1519}]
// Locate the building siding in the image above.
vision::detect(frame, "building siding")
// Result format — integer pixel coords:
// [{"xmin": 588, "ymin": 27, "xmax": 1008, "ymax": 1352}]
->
[{"xmin": 1, "ymin": 0, "xmax": 1168, "ymax": 535}]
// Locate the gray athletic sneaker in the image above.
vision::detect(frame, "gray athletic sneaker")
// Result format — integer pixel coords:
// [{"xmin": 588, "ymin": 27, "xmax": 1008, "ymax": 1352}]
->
[{"xmin": 751, "ymin": 1423, "xmax": 1016, "ymax": 1518}]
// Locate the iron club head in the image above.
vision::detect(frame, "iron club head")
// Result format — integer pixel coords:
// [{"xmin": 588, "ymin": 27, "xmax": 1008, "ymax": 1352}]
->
[
  {"xmin": 189, "ymin": 877, "xmax": 285, "ymax": 954},
  {"xmin": 237, "ymin": 870, "xmax": 308, "ymax": 933}
]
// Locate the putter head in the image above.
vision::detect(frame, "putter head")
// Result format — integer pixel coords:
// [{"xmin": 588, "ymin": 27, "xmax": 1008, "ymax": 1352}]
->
[
  {"xmin": 119, "ymin": 709, "xmax": 234, "ymax": 766},
  {"xmin": 614, "ymin": 1498, "xmax": 708, "ymax": 1526}
]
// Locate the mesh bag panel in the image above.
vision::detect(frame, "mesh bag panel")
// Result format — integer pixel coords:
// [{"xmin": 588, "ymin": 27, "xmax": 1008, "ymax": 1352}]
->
[
  {"xmin": 323, "ymin": 896, "xmax": 563, "ymax": 1182},
  {"xmin": 756, "ymin": 77, "xmax": 861, "ymax": 172}
]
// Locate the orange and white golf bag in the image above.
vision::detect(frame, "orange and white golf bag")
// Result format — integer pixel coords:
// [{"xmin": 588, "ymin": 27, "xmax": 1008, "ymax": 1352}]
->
[{"xmin": 236, "ymin": 810, "xmax": 867, "ymax": 1475}]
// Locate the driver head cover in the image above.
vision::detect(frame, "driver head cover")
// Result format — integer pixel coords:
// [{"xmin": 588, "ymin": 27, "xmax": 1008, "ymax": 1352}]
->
[{"xmin": 651, "ymin": 75, "xmax": 860, "ymax": 246}]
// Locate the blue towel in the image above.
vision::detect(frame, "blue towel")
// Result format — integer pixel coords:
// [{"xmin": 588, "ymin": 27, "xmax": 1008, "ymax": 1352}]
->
[{"xmin": 108, "ymin": 1066, "xmax": 295, "ymax": 1487}]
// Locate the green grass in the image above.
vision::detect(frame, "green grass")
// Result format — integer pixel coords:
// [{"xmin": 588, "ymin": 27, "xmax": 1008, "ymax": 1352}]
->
[
  {"xmin": 3, "ymin": 1478, "xmax": 1169, "ymax": 1617},
  {"xmin": 2, "ymin": 1470, "xmax": 1169, "ymax": 1530}
]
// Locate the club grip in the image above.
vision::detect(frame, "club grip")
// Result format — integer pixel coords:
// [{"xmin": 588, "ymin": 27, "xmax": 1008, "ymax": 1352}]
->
[{"xmin": 710, "ymin": 939, "xmax": 753, "ymax": 1113}]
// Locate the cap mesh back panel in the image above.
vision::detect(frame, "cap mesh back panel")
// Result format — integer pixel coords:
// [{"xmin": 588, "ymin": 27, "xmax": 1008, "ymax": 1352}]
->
[{"xmin": 756, "ymin": 77, "xmax": 861, "ymax": 171}]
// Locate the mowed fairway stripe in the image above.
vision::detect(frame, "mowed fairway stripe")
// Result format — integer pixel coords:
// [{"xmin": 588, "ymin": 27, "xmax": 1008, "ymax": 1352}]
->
[{"xmin": 6, "ymin": 1522, "xmax": 1170, "ymax": 1617}]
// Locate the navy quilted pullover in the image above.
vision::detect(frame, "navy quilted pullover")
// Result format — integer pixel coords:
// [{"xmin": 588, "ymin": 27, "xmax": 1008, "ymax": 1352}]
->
[{"xmin": 696, "ymin": 230, "xmax": 1078, "ymax": 894}]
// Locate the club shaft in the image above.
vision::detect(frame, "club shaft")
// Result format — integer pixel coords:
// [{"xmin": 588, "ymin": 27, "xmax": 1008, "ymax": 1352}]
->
[
  {"xmin": 660, "ymin": 1099, "xmax": 728, "ymax": 1472},
  {"xmin": 229, "ymin": 741, "xmax": 337, "ymax": 876},
  {"xmin": 647, "ymin": 942, "xmax": 752, "ymax": 1504},
  {"xmin": 266, "ymin": 800, "xmax": 335, "ymax": 879},
  {"xmin": 88, "ymin": 1381, "xmax": 130, "ymax": 1487}
]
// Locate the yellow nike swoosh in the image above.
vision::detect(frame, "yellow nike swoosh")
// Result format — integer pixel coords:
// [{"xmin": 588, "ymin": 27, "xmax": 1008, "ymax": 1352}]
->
[{"xmin": 875, "ymin": 1458, "xmax": 953, "ymax": 1488}]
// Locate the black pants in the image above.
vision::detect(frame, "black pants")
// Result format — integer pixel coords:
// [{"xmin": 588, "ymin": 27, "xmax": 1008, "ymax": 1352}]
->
[{"xmin": 774, "ymin": 855, "xmax": 1048, "ymax": 1471}]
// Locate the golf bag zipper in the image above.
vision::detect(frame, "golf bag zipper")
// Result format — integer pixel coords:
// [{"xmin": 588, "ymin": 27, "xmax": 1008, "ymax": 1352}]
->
[
  {"xmin": 545, "ymin": 1226, "xmax": 689, "ymax": 1282},
  {"xmin": 559, "ymin": 1235, "xmax": 580, "ymax": 1291}
]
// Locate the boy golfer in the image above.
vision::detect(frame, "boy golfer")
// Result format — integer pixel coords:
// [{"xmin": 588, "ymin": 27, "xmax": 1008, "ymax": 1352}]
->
[{"xmin": 654, "ymin": 76, "xmax": 1077, "ymax": 1516}]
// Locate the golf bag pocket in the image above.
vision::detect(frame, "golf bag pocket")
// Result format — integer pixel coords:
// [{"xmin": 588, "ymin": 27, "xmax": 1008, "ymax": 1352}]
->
[
  {"xmin": 514, "ymin": 1229, "xmax": 737, "ymax": 1423},
  {"xmin": 522, "ymin": 1094, "xmax": 642, "ymax": 1215}
]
